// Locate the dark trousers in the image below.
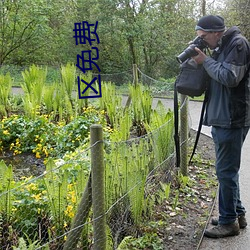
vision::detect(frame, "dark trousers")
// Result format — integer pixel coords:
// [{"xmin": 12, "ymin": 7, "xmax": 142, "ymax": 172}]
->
[{"xmin": 211, "ymin": 126, "xmax": 249, "ymax": 225}]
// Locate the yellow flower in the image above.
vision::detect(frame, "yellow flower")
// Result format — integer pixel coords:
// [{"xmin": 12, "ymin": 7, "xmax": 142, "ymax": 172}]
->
[
  {"xmin": 26, "ymin": 183, "xmax": 37, "ymax": 191},
  {"xmin": 32, "ymin": 193, "xmax": 42, "ymax": 201},
  {"xmin": 36, "ymin": 152, "xmax": 41, "ymax": 159},
  {"xmin": 42, "ymin": 147, "xmax": 49, "ymax": 157},
  {"xmin": 3, "ymin": 130, "xmax": 9, "ymax": 135},
  {"xmin": 100, "ymin": 110, "xmax": 106, "ymax": 115},
  {"xmin": 65, "ymin": 205, "xmax": 74, "ymax": 218},
  {"xmin": 14, "ymin": 149, "xmax": 21, "ymax": 155},
  {"xmin": 71, "ymin": 195, "xmax": 76, "ymax": 204},
  {"xmin": 12, "ymin": 207, "xmax": 17, "ymax": 212}
]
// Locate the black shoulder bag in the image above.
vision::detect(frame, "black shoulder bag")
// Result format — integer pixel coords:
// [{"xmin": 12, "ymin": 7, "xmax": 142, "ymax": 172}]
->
[
  {"xmin": 175, "ymin": 58, "xmax": 208, "ymax": 97},
  {"xmin": 174, "ymin": 58, "xmax": 210, "ymax": 168}
]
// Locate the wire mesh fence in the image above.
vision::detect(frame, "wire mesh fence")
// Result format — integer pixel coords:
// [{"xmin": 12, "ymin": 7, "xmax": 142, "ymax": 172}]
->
[
  {"xmin": 0, "ymin": 117, "xmax": 187, "ymax": 249},
  {"xmin": 0, "ymin": 64, "xmax": 191, "ymax": 249}
]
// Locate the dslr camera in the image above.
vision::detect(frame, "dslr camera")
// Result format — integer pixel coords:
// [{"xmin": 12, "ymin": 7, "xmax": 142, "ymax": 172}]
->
[{"xmin": 176, "ymin": 36, "xmax": 208, "ymax": 63}]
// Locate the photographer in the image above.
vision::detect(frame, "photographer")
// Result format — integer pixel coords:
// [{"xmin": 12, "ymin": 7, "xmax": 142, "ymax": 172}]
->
[{"xmin": 192, "ymin": 15, "xmax": 250, "ymax": 238}]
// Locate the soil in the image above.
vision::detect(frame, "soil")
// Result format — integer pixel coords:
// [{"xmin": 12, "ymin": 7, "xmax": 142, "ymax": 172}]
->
[
  {"xmin": 158, "ymin": 130, "xmax": 217, "ymax": 250},
  {"xmin": 0, "ymin": 152, "xmax": 45, "ymax": 180}
]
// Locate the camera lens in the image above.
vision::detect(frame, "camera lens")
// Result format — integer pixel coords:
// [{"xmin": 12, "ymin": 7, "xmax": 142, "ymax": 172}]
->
[{"xmin": 176, "ymin": 44, "xmax": 198, "ymax": 63}]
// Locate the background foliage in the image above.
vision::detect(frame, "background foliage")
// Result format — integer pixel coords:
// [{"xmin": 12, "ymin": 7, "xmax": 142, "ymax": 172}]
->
[{"xmin": 1, "ymin": 0, "xmax": 249, "ymax": 81}]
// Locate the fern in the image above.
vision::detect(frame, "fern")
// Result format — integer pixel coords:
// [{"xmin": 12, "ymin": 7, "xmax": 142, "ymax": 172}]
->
[
  {"xmin": 43, "ymin": 84, "xmax": 55, "ymax": 114},
  {"xmin": 61, "ymin": 63, "xmax": 76, "ymax": 100},
  {"xmin": 144, "ymin": 100, "xmax": 174, "ymax": 163},
  {"xmin": 21, "ymin": 65, "xmax": 47, "ymax": 117},
  {"xmin": 0, "ymin": 73, "xmax": 12, "ymax": 115},
  {"xmin": 0, "ymin": 160, "xmax": 14, "ymax": 221},
  {"xmin": 43, "ymin": 159, "xmax": 68, "ymax": 228}
]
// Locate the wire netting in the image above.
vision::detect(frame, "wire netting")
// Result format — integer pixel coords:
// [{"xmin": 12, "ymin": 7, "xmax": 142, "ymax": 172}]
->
[{"xmin": 0, "ymin": 66, "xmax": 191, "ymax": 249}]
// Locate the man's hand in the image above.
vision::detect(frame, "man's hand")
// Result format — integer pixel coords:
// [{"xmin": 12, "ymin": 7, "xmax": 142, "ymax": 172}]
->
[{"xmin": 192, "ymin": 47, "xmax": 207, "ymax": 64}]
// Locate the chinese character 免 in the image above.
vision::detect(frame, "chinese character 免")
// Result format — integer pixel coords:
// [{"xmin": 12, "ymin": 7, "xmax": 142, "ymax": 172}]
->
[{"xmin": 76, "ymin": 47, "xmax": 101, "ymax": 74}]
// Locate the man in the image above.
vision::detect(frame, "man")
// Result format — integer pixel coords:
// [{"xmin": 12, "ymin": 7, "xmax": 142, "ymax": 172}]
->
[{"xmin": 192, "ymin": 15, "xmax": 250, "ymax": 238}]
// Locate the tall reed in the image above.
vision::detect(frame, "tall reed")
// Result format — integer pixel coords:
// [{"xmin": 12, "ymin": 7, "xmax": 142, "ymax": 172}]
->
[{"xmin": 0, "ymin": 73, "xmax": 12, "ymax": 116}]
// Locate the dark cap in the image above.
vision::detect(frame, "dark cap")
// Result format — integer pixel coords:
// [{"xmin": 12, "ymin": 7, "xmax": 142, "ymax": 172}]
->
[{"xmin": 195, "ymin": 15, "xmax": 225, "ymax": 32}]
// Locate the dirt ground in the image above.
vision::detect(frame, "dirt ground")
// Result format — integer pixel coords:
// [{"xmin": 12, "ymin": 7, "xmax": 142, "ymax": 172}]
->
[{"xmin": 159, "ymin": 130, "xmax": 217, "ymax": 250}]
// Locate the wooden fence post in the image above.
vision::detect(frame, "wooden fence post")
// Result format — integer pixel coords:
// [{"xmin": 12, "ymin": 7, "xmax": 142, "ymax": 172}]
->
[
  {"xmin": 180, "ymin": 94, "xmax": 188, "ymax": 176},
  {"xmin": 133, "ymin": 64, "xmax": 138, "ymax": 85},
  {"xmin": 91, "ymin": 124, "xmax": 106, "ymax": 250}
]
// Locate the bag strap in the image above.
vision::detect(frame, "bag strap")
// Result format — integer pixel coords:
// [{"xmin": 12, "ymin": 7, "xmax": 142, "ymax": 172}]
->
[
  {"xmin": 188, "ymin": 91, "xmax": 208, "ymax": 164},
  {"xmin": 174, "ymin": 80, "xmax": 180, "ymax": 168}
]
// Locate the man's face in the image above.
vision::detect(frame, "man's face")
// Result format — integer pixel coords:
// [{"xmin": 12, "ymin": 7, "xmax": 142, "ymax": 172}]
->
[{"xmin": 196, "ymin": 30, "xmax": 222, "ymax": 49}]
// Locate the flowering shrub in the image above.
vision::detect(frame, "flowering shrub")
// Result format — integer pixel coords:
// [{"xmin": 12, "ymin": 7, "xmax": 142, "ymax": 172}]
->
[{"xmin": 0, "ymin": 106, "xmax": 105, "ymax": 158}]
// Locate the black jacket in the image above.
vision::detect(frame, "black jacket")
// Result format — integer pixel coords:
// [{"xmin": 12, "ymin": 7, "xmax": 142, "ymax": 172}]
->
[{"xmin": 203, "ymin": 26, "xmax": 250, "ymax": 128}]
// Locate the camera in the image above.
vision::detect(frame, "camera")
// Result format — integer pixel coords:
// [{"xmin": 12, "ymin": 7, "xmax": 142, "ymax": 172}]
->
[{"xmin": 176, "ymin": 36, "xmax": 208, "ymax": 64}]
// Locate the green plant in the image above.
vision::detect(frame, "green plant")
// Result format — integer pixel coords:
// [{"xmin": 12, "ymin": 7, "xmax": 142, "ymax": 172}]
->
[
  {"xmin": 145, "ymin": 100, "xmax": 174, "ymax": 163},
  {"xmin": 13, "ymin": 236, "xmax": 41, "ymax": 250},
  {"xmin": 43, "ymin": 159, "xmax": 70, "ymax": 222},
  {"xmin": 109, "ymin": 109, "xmax": 132, "ymax": 142},
  {"xmin": 117, "ymin": 233, "xmax": 163, "ymax": 250},
  {"xmin": 178, "ymin": 173, "xmax": 191, "ymax": 189},
  {"xmin": 21, "ymin": 65, "xmax": 47, "ymax": 118},
  {"xmin": 105, "ymin": 136, "xmax": 153, "ymax": 233},
  {"xmin": 172, "ymin": 190, "xmax": 180, "ymax": 210},
  {"xmin": 12, "ymin": 176, "xmax": 49, "ymax": 241},
  {"xmin": 0, "ymin": 72, "xmax": 12, "ymax": 116},
  {"xmin": 52, "ymin": 82, "xmax": 66, "ymax": 121},
  {"xmin": 0, "ymin": 105, "xmax": 105, "ymax": 158},
  {"xmin": 74, "ymin": 71, "xmax": 93, "ymax": 113},
  {"xmin": 99, "ymin": 81, "xmax": 123, "ymax": 128},
  {"xmin": 157, "ymin": 182, "xmax": 171, "ymax": 204},
  {"xmin": 61, "ymin": 63, "xmax": 76, "ymax": 102},
  {"xmin": 0, "ymin": 115, "xmax": 57, "ymax": 157},
  {"xmin": 129, "ymin": 83, "xmax": 153, "ymax": 129},
  {"xmin": 43, "ymin": 84, "xmax": 56, "ymax": 114},
  {"xmin": 0, "ymin": 161, "xmax": 15, "ymax": 222}
]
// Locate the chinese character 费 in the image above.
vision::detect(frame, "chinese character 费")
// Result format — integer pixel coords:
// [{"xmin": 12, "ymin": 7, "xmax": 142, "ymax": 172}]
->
[{"xmin": 73, "ymin": 21, "xmax": 99, "ymax": 46}]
